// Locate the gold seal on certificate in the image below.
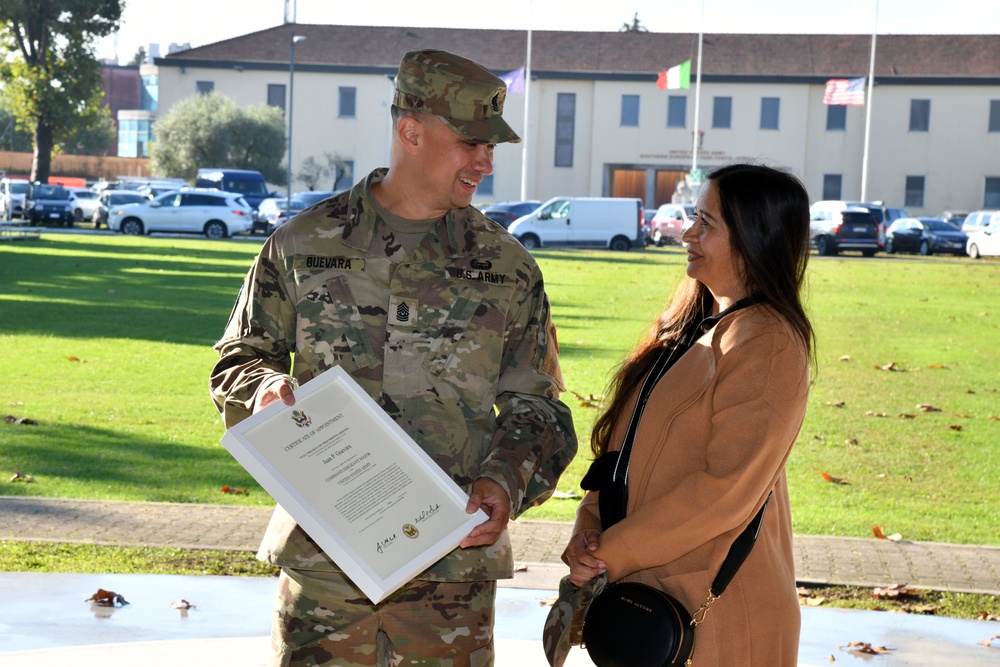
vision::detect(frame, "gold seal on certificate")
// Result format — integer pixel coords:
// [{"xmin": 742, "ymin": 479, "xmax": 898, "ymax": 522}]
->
[{"xmin": 221, "ymin": 366, "xmax": 488, "ymax": 603}]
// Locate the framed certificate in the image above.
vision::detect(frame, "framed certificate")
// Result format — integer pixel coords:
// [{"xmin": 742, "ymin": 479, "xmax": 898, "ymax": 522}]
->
[{"xmin": 221, "ymin": 366, "xmax": 488, "ymax": 603}]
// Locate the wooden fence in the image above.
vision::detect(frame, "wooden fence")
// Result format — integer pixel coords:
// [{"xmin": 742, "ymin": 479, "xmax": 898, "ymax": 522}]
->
[{"xmin": 0, "ymin": 152, "xmax": 151, "ymax": 184}]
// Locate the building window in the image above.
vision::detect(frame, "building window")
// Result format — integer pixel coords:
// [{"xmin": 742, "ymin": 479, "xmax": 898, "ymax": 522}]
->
[
  {"xmin": 909, "ymin": 99, "xmax": 930, "ymax": 132},
  {"xmin": 985, "ymin": 177, "xmax": 1000, "ymax": 208},
  {"xmin": 268, "ymin": 84, "xmax": 286, "ymax": 111},
  {"xmin": 339, "ymin": 87, "xmax": 356, "ymax": 118},
  {"xmin": 905, "ymin": 176, "xmax": 925, "ymax": 208},
  {"xmin": 823, "ymin": 174, "xmax": 842, "ymax": 201},
  {"xmin": 620, "ymin": 95, "xmax": 639, "ymax": 127},
  {"xmin": 478, "ymin": 174, "xmax": 494, "ymax": 196},
  {"xmin": 712, "ymin": 97, "xmax": 732, "ymax": 129},
  {"xmin": 989, "ymin": 100, "xmax": 1000, "ymax": 132},
  {"xmin": 826, "ymin": 104, "xmax": 846, "ymax": 131},
  {"xmin": 195, "ymin": 81, "xmax": 214, "ymax": 95},
  {"xmin": 555, "ymin": 93, "xmax": 576, "ymax": 168},
  {"xmin": 760, "ymin": 97, "xmax": 780, "ymax": 130},
  {"xmin": 667, "ymin": 96, "xmax": 686, "ymax": 128}
]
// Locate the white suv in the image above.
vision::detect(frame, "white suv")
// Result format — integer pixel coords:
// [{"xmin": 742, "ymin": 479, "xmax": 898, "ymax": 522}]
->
[{"xmin": 108, "ymin": 188, "xmax": 252, "ymax": 238}]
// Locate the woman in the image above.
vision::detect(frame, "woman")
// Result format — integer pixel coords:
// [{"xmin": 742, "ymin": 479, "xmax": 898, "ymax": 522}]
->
[{"xmin": 563, "ymin": 163, "xmax": 814, "ymax": 666}]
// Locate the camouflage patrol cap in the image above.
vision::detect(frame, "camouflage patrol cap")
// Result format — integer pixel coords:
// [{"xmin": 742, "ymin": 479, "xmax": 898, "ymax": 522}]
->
[{"xmin": 393, "ymin": 49, "xmax": 521, "ymax": 144}]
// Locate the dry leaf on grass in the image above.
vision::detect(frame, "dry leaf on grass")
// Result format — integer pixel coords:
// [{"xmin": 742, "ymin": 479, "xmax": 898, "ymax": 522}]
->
[
  {"xmin": 844, "ymin": 438, "xmax": 858, "ymax": 446},
  {"xmin": 899, "ymin": 413, "xmax": 917, "ymax": 419},
  {"xmin": 949, "ymin": 424, "xmax": 964, "ymax": 431},
  {"xmin": 839, "ymin": 355, "xmax": 851, "ymax": 362},
  {"xmin": 872, "ymin": 525, "xmax": 903, "ymax": 541},
  {"xmin": 976, "ymin": 611, "xmax": 999, "ymax": 622},
  {"xmin": 86, "ymin": 588, "xmax": 128, "ymax": 607},
  {"xmin": 4, "ymin": 415, "xmax": 38, "ymax": 425},
  {"xmin": 917, "ymin": 403, "xmax": 942, "ymax": 412},
  {"xmin": 872, "ymin": 583, "xmax": 915, "ymax": 599},
  {"xmin": 819, "ymin": 471, "xmax": 849, "ymax": 485},
  {"xmin": 569, "ymin": 391, "xmax": 605, "ymax": 410},
  {"xmin": 8, "ymin": 401, "xmax": 23, "ymax": 406},
  {"xmin": 841, "ymin": 641, "xmax": 894, "ymax": 655},
  {"xmin": 899, "ymin": 604, "xmax": 938, "ymax": 614},
  {"xmin": 9, "ymin": 471, "xmax": 35, "ymax": 483},
  {"xmin": 797, "ymin": 588, "xmax": 827, "ymax": 607},
  {"xmin": 876, "ymin": 362, "xmax": 903, "ymax": 372},
  {"xmin": 66, "ymin": 356, "xmax": 85, "ymax": 362},
  {"xmin": 824, "ymin": 400, "xmax": 845, "ymax": 408},
  {"xmin": 929, "ymin": 363, "xmax": 949, "ymax": 370},
  {"xmin": 220, "ymin": 486, "xmax": 248, "ymax": 495},
  {"xmin": 866, "ymin": 410, "xmax": 888, "ymax": 417}
]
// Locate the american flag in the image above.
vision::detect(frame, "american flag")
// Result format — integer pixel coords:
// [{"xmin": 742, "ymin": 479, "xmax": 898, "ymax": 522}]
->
[{"xmin": 824, "ymin": 77, "xmax": 867, "ymax": 106}]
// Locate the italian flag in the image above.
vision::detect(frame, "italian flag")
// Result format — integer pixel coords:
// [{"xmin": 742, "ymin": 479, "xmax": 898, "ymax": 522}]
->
[{"xmin": 656, "ymin": 60, "xmax": 691, "ymax": 90}]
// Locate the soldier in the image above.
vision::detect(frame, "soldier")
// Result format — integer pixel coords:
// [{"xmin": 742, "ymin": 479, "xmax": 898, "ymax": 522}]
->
[{"xmin": 210, "ymin": 48, "xmax": 577, "ymax": 666}]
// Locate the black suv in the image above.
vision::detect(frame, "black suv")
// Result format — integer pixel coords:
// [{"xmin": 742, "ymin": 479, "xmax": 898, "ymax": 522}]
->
[
  {"xmin": 24, "ymin": 183, "xmax": 74, "ymax": 226},
  {"xmin": 809, "ymin": 207, "xmax": 880, "ymax": 256}
]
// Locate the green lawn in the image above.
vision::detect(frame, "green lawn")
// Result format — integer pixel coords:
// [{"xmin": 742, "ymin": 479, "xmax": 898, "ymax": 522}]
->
[{"xmin": 1, "ymin": 235, "xmax": 998, "ymax": 544}]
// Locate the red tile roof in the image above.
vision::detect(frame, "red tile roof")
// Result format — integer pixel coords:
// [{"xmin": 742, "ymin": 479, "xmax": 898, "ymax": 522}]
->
[{"xmin": 162, "ymin": 24, "xmax": 1000, "ymax": 79}]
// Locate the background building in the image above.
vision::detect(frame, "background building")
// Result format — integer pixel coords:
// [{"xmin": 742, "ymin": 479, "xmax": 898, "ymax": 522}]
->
[{"xmin": 150, "ymin": 25, "xmax": 1000, "ymax": 213}]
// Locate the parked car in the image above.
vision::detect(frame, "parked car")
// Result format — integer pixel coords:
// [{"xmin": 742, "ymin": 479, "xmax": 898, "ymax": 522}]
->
[
  {"xmin": 961, "ymin": 210, "xmax": 1000, "ymax": 234},
  {"xmin": 93, "ymin": 190, "xmax": 149, "ymax": 229},
  {"xmin": 24, "ymin": 182, "xmax": 74, "ymax": 226},
  {"xmin": 966, "ymin": 221, "xmax": 1000, "ymax": 259},
  {"xmin": 107, "ymin": 188, "xmax": 252, "ymax": 239},
  {"xmin": 0, "ymin": 178, "xmax": 29, "ymax": 221},
  {"xmin": 292, "ymin": 190, "xmax": 339, "ymax": 208},
  {"xmin": 940, "ymin": 210, "xmax": 968, "ymax": 228},
  {"xmin": 252, "ymin": 196, "xmax": 288, "ymax": 234},
  {"xmin": 195, "ymin": 168, "xmax": 275, "ymax": 212},
  {"xmin": 69, "ymin": 188, "xmax": 101, "ymax": 222},
  {"xmin": 647, "ymin": 203, "xmax": 690, "ymax": 246},
  {"xmin": 508, "ymin": 197, "xmax": 644, "ymax": 250},
  {"xmin": 481, "ymin": 200, "xmax": 542, "ymax": 229},
  {"xmin": 885, "ymin": 217, "xmax": 968, "ymax": 256},
  {"xmin": 809, "ymin": 206, "xmax": 880, "ymax": 256},
  {"xmin": 810, "ymin": 200, "xmax": 902, "ymax": 249},
  {"xmin": 641, "ymin": 208, "xmax": 656, "ymax": 245}
]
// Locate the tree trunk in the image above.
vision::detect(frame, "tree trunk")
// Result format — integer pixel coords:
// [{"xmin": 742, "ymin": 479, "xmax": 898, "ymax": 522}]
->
[{"xmin": 31, "ymin": 120, "xmax": 54, "ymax": 183}]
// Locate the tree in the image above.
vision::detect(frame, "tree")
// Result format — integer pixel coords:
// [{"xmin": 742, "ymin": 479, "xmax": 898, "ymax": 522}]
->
[
  {"xmin": 0, "ymin": 0, "xmax": 124, "ymax": 182},
  {"xmin": 149, "ymin": 92, "xmax": 287, "ymax": 182},
  {"xmin": 296, "ymin": 156, "xmax": 329, "ymax": 191},
  {"xmin": 0, "ymin": 93, "xmax": 33, "ymax": 152},
  {"xmin": 127, "ymin": 46, "xmax": 147, "ymax": 67},
  {"xmin": 620, "ymin": 13, "xmax": 649, "ymax": 33},
  {"xmin": 325, "ymin": 152, "xmax": 353, "ymax": 190},
  {"xmin": 61, "ymin": 106, "xmax": 116, "ymax": 155}
]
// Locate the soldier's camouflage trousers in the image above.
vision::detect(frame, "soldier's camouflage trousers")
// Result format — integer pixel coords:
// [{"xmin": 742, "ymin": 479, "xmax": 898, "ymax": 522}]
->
[{"xmin": 271, "ymin": 567, "xmax": 496, "ymax": 666}]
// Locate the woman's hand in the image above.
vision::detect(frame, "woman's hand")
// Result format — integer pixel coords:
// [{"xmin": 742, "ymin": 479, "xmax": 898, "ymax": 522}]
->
[{"xmin": 562, "ymin": 529, "xmax": 606, "ymax": 587}]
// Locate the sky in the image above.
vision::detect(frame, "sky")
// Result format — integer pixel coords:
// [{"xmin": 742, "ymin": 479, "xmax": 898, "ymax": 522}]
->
[{"xmin": 97, "ymin": 0, "xmax": 1000, "ymax": 64}]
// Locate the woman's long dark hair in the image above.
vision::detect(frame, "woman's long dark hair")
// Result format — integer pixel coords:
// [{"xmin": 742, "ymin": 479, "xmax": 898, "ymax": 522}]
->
[{"xmin": 590, "ymin": 163, "xmax": 815, "ymax": 457}]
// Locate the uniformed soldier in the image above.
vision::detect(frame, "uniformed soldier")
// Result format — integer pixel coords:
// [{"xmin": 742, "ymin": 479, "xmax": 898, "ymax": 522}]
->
[{"xmin": 210, "ymin": 48, "xmax": 578, "ymax": 666}]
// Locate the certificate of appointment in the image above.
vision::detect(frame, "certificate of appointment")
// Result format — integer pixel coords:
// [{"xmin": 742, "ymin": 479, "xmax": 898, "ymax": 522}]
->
[{"xmin": 220, "ymin": 366, "xmax": 487, "ymax": 603}]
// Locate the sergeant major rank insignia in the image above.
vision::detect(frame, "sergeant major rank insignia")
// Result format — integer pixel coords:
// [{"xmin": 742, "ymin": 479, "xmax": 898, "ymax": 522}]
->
[{"xmin": 388, "ymin": 296, "xmax": 417, "ymax": 326}]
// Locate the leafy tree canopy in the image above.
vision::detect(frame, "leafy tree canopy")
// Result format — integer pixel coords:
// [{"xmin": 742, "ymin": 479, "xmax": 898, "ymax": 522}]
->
[
  {"xmin": 149, "ymin": 92, "xmax": 287, "ymax": 183},
  {"xmin": 0, "ymin": 0, "xmax": 125, "ymax": 180}
]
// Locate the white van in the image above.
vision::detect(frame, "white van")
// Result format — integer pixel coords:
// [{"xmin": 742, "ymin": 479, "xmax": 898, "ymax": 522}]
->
[{"xmin": 507, "ymin": 197, "xmax": 644, "ymax": 251}]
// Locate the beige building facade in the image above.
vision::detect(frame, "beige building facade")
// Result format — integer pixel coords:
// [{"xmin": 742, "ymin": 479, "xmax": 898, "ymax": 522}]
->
[{"xmin": 154, "ymin": 26, "xmax": 1000, "ymax": 214}]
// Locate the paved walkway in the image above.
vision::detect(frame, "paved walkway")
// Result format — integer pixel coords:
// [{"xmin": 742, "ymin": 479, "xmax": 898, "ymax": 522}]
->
[{"xmin": 2, "ymin": 496, "xmax": 999, "ymax": 594}]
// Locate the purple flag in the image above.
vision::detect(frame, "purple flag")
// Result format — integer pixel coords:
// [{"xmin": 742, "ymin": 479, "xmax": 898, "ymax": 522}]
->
[{"xmin": 501, "ymin": 67, "xmax": 525, "ymax": 94}]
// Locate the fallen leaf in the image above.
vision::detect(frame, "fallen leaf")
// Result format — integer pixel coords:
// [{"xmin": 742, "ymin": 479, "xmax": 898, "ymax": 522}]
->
[
  {"xmin": 877, "ymin": 362, "xmax": 902, "ymax": 372},
  {"xmin": 929, "ymin": 363, "xmax": 949, "ymax": 370},
  {"xmin": 513, "ymin": 562, "xmax": 528, "ymax": 572},
  {"xmin": 990, "ymin": 416, "xmax": 1000, "ymax": 422},
  {"xmin": 844, "ymin": 438, "xmax": 858, "ymax": 446},
  {"xmin": 796, "ymin": 588, "xmax": 827, "ymax": 606},
  {"xmin": 866, "ymin": 410, "xmax": 888, "ymax": 417},
  {"xmin": 569, "ymin": 390, "xmax": 605, "ymax": 410},
  {"xmin": 873, "ymin": 525, "xmax": 886, "ymax": 539},
  {"xmin": 86, "ymin": 588, "xmax": 128, "ymax": 607},
  {"xmin": 4, "ymin": 415, "xmax": 38, "ymax": 425},
  {"xmin": 949, "ymin": 424, "xmax": 963, "ymax": 431},
  {"xmin": 220, "ymin": 486, "xmax": 248, "ymax": 495},
  {"xmin": 9, "ymin": 471, "xmax": 35, "ymax": 483},
  {"xmin": 976, "ymin": 611, "xmax": 999, "ymax": 622},
  {"xmin": 841, "ymin": 641, "xmax": 894, "ymax": 655},
  {"xmin": 899, "ymin": 413, "xmax": 917, "ymax": 419},
  {"xmin": 819, "ymin": 471, "xmax": 849, "ymax": 485},
  {"xmin": 8, "ymin": 401, "xmax": 23, "ymax": 406},
  {"xmin": 67, "ymin": 356, "xmax": 83, "ymax": 362},
  {"xmin": 824, "ymin": 400, "xmax": 846, "ymax": 408},
  {"xmin": 917, "ymin": 403, "xmax": 942, "ymax": 412},
  {"xmin": 899, "ymin": 604, "xmax": 938, "ymax": 614},
  {"xmin": 872, "ymin": 583, "xmax": 915, "ymax": 599},
  {"xmin": 977, "ymin": 635, "xmax": 999, "ymax": 647},
  {"xmin": 171, "ymin": 599, "xmax": 196, "ymax": 610},
  {"xmin": 954, "ymin": 413, "xmax": 971, "ymax": 419},
  {"xmin": 839, "ymin": 355, "xmax": 851, "ymax": 362},
  {"xmin": 539, "ymin": 595, "xmax": 559, "ymax": 607},
  {"xmin": 875, "ymin": 473, "xmax": 886, "ymax": 479},
  {"xmin": 966, "ymin": 389, "xmax": 977, "ymax": 394}
]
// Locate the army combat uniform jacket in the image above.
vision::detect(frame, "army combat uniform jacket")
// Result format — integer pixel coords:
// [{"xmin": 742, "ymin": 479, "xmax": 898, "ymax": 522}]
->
[{"xmin": 210, "ymin": 168, "xmax": 577, "ymax": 582}]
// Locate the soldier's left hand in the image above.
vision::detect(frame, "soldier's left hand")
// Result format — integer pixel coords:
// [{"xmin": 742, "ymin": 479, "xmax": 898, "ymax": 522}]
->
[{"xmin": 460, "ymin": 477, "xmax": 511, "ymax": 548}]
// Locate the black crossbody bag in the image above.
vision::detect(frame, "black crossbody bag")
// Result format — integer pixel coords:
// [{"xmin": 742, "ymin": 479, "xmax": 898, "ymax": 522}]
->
[{"xmin": 579, "ymin": 297, "xmax": 770, "ymax": 667}]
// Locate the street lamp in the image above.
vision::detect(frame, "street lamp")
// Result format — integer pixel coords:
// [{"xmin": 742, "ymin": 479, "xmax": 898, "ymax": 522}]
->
[{"xmin": 287, "ymin": 34, "xmax": 306, "ymax": 200}]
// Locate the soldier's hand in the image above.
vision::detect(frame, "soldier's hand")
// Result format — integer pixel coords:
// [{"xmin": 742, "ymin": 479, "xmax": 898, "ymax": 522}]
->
[
  {"xmin": 253, "ymin": 377, "xmax": 296, "ymax": 413},
  {"xmin": 460, "ymin": 477, "xmax": 511, "ymax": 549}
]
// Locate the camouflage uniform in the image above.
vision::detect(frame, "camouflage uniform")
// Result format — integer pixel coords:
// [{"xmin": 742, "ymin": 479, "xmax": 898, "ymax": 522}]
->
[{"xmin": 210, "ymin": 48, "xmax": 576, "ymax": 667}]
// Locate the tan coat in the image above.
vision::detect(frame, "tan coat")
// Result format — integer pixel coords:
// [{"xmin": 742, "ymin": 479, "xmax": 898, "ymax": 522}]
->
[{"xmin": 572, "ymin": 304, "xmax": 809, "ymax": 667}]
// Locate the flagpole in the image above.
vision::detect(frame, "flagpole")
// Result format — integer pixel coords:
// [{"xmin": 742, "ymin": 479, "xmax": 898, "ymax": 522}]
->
[
  {"xmin": 519, "ymin": 2, "xmax": 533, "ymax": 201},
  {"xmin": 860, "ymin": 0, "xmax": 878, "ymax": 202},
  {"xmin": 691, "ymin": 0, "xmax": 704, "ymax": 173}
]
